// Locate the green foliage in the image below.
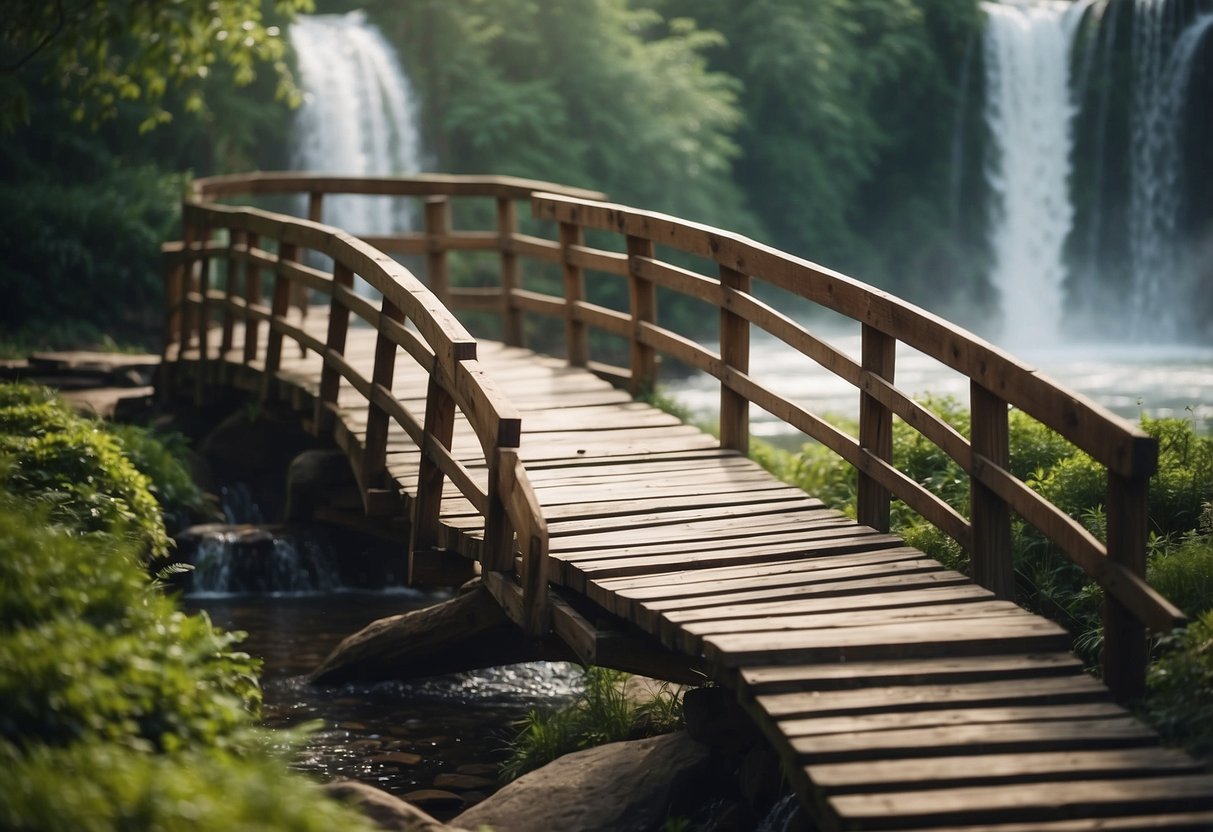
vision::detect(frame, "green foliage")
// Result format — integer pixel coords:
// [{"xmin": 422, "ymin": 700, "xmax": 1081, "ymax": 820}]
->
[
  {"xmin": 1, "ymin": 0, "xmax": 312, "ymax": 132},
  {"xmin": 380, "ymin": 0, "xmax": 754, "ymax": 233},
  {"xmin": 103, "ymin": 423, "xmax": 211, "ymax": 533},
  {"xmin": 1141, "ymin": 611, "xmax": 1213, "ymax": 759},
  {"xmin": 0, "ymin": 388, "xmax": 170, "ymax": 559},
  {"xmin": 0, "ymin": 742, "xmax": 375, "ymax": 832},
  {"xmin": 502, "ymin": 666, "xmax": 685, "ymax": 780}
]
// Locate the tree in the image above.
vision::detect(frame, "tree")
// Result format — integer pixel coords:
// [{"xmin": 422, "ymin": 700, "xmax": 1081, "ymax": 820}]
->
[{"xmin": 1, "ymin": 0, "xmax": 312, "ymax": 132}]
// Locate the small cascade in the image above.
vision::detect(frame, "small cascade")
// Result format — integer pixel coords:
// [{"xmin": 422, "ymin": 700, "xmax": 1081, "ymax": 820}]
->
[
  {"xmin": 289, "ymin": 11, "xmax": 423, "ymax": 236},
  {"xmin": 187, "ymin": 527, "xmax": 343, "ymax": 596},
  {"xmin": 980, "ymin": 0, "xmax": 1095, "ymax": 347},
  {"xmin": 1130, "ymin": 4, "xmax": 1213, "ymax": 338}
]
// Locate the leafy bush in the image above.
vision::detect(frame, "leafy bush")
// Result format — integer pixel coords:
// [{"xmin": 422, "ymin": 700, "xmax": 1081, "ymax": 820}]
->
[
  {"xmin": 0, "ymin": 388, "xmax": 169, "ymax": 558},
  {"xmin": 0, "ymin": 742, "xmax": 374, "ymax": 832},
  {"xmin": 1141, "ymin": 611, "xmax": 1213, "ymax": 758},
  {"xmin": 502, "ymin": 666, "xmax": 685, "ymax": 780},
  {"xmin": 103, "ymin": 423, "xmax": 211, "ymax": 533}
]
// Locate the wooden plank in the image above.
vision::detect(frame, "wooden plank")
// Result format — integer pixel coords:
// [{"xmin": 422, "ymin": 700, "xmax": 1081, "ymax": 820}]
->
[
  {"xmin": 827, "ymin": 775, "xmax": 1213, "ymax": 829},
  {"xmin": 760, "ymin": 675, "xmax": 1111, "ymax": 720},
  {"xmin": 791, "ymin": 718, "xmax": 1156, "ymax": 763},
  {"xmin": 785, "ymin": 702, "xmax": 1128, "ymax": 740},
  {"xmin": 704, "ymin": 615, "xmax": 1071, "ymax": 666},
  {"xmin": 807, "ymin": 747, "xmax": 1205, "ymax": 793},
  {"xmin": 875, "ymin": 810, "xmax": 1213, "ymax": 832},
  {"xmin": 739, "ymin": 653, "xmax": 1082, "ymax": 694}
]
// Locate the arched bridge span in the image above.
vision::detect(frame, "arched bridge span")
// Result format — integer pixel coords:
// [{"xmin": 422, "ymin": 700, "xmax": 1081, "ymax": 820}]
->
[{"xmin": 161, "ymin": 172, "xmax": 1212, "ymax": 830}]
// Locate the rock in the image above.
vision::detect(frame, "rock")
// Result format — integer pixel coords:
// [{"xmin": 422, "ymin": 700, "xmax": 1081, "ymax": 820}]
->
[
  {"xmin": 324, "ymin": 781, "xmax": 468, "ymax": 831},
  {"xmin": 452, "ymin": 732, "xmax": 715, "ymax": 832},
  {"xmin": 432, "ymin": 773, "xmax": 496, "ymax": 791},
  {"xmin": 399, "ymin": 790, "xmax": 465, "ymax": 810},
  {"xmin": 454, "ymin": 763, "xmax": 499, "ymax": 778},
  {"xmin": 310, "ymin": 583, "xmax": 558, "ymax": 685},
  {"xmin": 284, "ymin": 449, "xmax": 357, "ymax": 522},
  {"xmin": 368, "ymin": 751, "xmax": 423, "ymax": 766}
]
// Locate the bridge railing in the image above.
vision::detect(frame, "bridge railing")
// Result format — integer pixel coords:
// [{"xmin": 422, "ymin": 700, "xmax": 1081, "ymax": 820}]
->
[
  {"xmin": 504, "ymin": 192, "xmax": 1181, "ymax": 702},
  {"xmin": 164, "ymin": 174, "xmax": 603, "ymax": 637}
]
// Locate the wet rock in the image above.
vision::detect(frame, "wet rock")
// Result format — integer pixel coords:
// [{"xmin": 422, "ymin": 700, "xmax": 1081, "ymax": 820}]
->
[
  {"xmin": 324, "ymin": 780, "xmax": 469, "ymax": 831},
  {"xmin": 368, "ymin": 751, "xmax": 423, "ymax": 766},
  {"xmin": 454, "ymin": 763, "xmax": 499, "ymax": 778},
  {"xmin": 433, "ymin": 773, "xmax": 496, "ymax": 791},
  {"xmin": 284, "ymin": 449, "xmax": 357, "ymax": 522},
  {"xmin": 453, "ymin": 732, "xmax": 714, "ymax": 832},
  {"xmin": 399, "ymin": 789, "xmax": 464, "ymax": 810}
]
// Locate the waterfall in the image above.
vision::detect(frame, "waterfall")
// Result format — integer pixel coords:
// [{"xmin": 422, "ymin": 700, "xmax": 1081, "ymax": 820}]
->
[
  {"xmin": 980, "ymin": 0, "xmax": 1094, "ymax": 347},
  {"xmin": 1130, "ymin": 5, "xmax": 1213, "ymax": 339},
  {"xmin": 289, "ymin": 12, "xmax": 422, "ymax": 236}
]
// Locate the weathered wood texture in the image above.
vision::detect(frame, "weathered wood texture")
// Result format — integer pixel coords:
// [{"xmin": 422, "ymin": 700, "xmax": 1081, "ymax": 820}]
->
[{"xmin": 161, "ymin": 173, "xmax": 1206, "ymax": 832}]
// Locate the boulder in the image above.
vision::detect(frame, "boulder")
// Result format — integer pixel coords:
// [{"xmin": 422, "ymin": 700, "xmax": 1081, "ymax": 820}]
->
[
  {"xmin": 323, "ymin": 781, "xmax": 469, "ymax": 832},
  {"xmin": 452, "ymin": 732, "xmax": 715, "ymax": 832}
]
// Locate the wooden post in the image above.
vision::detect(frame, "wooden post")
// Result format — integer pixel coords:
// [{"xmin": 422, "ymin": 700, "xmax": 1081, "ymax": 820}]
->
[
  {"xmin": 194, "ymin": 222, "xmax": 214, "ymax": 399},
  {"xmin": 262, "ymin": 242, "xmax": 297, "ymax": 399},
  {"xmin": 482, "ymin": 454, "xmax": 515, "ymax": 574},
  {"xmin": 315, "ymin": 261, "xmax": 355, "ymax": 433},
  {"xmin": 719, "ymin": 265, "xmax": 750, "ymax": 455},
  {"xmin": 1103, "ymin": 472, "xmax": 1150, "ymax": 702},
  {"xmin": 408, "ymin": 374, "xmax": 458, "ymax": 581},
  {"xmin": 498, "ymin": 197, "xmax": 524, "ymax": 347},
  {"xmin": 626, "ymin": 235, "xmax": 657, "ymax": 395},
  {"xmin": 970, "ymin": 382, "xmax": 1014, "ymax": 599},
  {"xmin": 362, "ymin": 298, "xmax": 403, "ymax": 492},
  {"xmin": 242, "ymin": 232, "xmax": 262, "ymax": 366},
  {"xmin": 307, "ymin": 191, "xmax": 324, "ymax": 225},
  {"xmin": 220, "ymin": 229, "xmax": 242, "ymax": 357},
  {"xmin": 857, "ymin": 324, "xmax": 895, "ymax": 532},
  {"xmin": 559, "ymin": 222, "xmax": 588, "ymax": 367},
  {"xmin": 425, "ymin": 196, "xmax": 451, "ymax": 307}
]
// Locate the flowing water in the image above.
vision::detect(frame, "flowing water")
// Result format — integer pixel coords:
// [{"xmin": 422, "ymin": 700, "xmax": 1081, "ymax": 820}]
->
[
  {"xmin": 981, "ymin": 0, "xmax": 1095, "ymax": 347},
  {"xmin": 289, "ymin": 12, "xmax": 423, "ymax": 236}
]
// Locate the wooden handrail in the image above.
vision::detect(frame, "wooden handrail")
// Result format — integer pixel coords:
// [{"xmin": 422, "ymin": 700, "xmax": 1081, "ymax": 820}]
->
[
  {"xmin": 162, "ymin": 171, "xmax": 1187, "ymax": 701},
  {"xmin": 165, "ymin": 175, "xmax": 567, "ymax": 637},
  {"xmin": 524, "ymin": 191, "xmax": 1182, "ymax": 702}
]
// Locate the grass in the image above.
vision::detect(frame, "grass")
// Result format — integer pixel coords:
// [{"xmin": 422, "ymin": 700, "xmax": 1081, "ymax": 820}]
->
[{"xmin": 501, "ymin": 666, "xmax": 686, "ymax": 781}]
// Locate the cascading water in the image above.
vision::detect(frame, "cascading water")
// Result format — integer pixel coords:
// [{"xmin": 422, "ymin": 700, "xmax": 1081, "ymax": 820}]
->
[
  {"xmin": 980, "ymin": 0, "xmax": 1094, "ymax": 347},
  {"xmin": 289, "ymin": 11, "xmax": 423, "ymax": 236},
  {"xmin": 1130, "ymin": 4, "xmax": 1213, "ymax": 338}
]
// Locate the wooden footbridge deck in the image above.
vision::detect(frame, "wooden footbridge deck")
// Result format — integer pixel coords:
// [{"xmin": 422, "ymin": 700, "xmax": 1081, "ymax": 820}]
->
[{"xmin": 163, "ymin": 173, "xmax": 1212, "ymax": 830}]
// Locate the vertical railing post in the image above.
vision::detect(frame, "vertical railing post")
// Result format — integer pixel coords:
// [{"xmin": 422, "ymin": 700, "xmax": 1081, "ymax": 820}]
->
[
  {"xmin": 625, "ymin": 234, "xmax": 657, "ymax": 395},
  {"xmin": 408, "ymin": 373, "xmax": 458, "ymax": 581},
  {"xmin": 857, "ymin": 324, "xmax": 895, "ymax": 532},
  {"xmin": 719, "ymin": 265, "xmax": 750, "ymax": 455},
  {"xmin": 220, "ymin": 229, "xmax": 243, "ymax": 359},
  {"xmin": 261, "ymin": 241, "xmax": 297, "ymax": 400},
  {"xmin": 242, "ymin": 232, "xmax": 262, "ymax": 366},
  {"xmin": 315, "ymin": 261, "xmax": 354, "ymax": 433},
  {"xmin": 559, "ymin": 222, "xmax": 588, "ymax": 367},
  {"xmin": 194, "ymin": 221, "xmax": 215, "ymax": 399},
  {"xmin": 970, "ymin": 383, "xmax": 1014, "ymax": 599},
  {"xmin": 362, "ymin": 298, "xmax": 403, "ymax": 494},
  {"xmin": 497, "ymin": 197, "xmax": 524, "ymax": 347},
  {"xmin": 425, "ymin": 196, "xmax": 451, "ymax": 307},
  {"xmin": 483, "ymin": 451, "xmax": 515, "ymax": 574},
  {"xmin": 1103, "ymin": 472, "xmax": 1150, "ymax": 702}
]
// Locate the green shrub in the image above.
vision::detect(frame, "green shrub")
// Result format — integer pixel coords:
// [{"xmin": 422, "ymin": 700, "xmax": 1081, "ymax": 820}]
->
[
  {"xmin": 0, "ymin": 384, "xmax": 173, "ymax": 557},
  {"xmin": 1141, "ymin": 611, "xmax": 1213, "ymax": 758},
  {"xmin": 104, "ymin": 423, "xmax": 211, "ymax": 532},
  {"xmin": 0, "ymin": 742, "xmax": 374, "ymax": 832},
  {"xmin": 0, "ymin": 495, "xmax": 260, "ymax": 753},
  {"xmin": 502, "ymin": 667, "xmax": 685, "ymax": 780}
]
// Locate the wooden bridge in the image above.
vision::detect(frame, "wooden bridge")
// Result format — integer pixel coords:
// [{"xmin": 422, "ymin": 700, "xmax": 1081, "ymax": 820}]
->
[{"xmin": 162, "ymin": 173, "xmax": 1212, "ymax": 830}]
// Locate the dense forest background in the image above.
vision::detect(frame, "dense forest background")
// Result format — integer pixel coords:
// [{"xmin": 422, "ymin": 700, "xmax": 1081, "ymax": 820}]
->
[{"xmin": 2, "ymin": 0, "xmax": 1209, "ymax": 348}]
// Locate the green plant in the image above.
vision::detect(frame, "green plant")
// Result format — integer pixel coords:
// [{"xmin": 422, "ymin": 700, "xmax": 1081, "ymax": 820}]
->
[
  {"xmin": 501, "ymin": 666, "xmax": 686, "ymax": 780},
  {"xmin": 0, "ymin": 387, "xmax": 170, "ymax": 558},
  {"xmin": 104, "ymin": 423, "xmax": 212, "ymax": 532},
  {"xmin": 1140, "ymin": 610, "xmax": 1213, "ymax": 759}
]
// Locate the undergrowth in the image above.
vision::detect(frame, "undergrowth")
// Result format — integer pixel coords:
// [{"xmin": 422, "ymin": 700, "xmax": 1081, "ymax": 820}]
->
[{"xmin": 501, "ymin": 666, "xmax": 685, "ymax": 781}]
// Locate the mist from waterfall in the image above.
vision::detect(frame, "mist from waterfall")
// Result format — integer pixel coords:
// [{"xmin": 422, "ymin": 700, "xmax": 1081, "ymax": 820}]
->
[
  {"xmin": 289, "ymin": 12, "xmax": 422, "ymax": 236},
  {"xmin": 980, "ymin": 0, "xmax": 1093, "ymax": 347}
]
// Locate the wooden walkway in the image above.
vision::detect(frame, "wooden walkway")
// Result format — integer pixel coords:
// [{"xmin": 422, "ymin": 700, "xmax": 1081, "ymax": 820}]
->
[
  {"xmin": 163, "ymin": 173, "xmax": 1212, "ymax": 830},
  {"xmin": 169, "ymin": 320, "xmax": 1213, "ymax": 831}
]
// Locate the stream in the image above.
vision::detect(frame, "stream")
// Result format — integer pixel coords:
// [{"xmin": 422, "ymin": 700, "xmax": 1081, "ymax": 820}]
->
[{"xmin": 184, "ymin": 589, "xmax": 581, "ymax": 817}]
